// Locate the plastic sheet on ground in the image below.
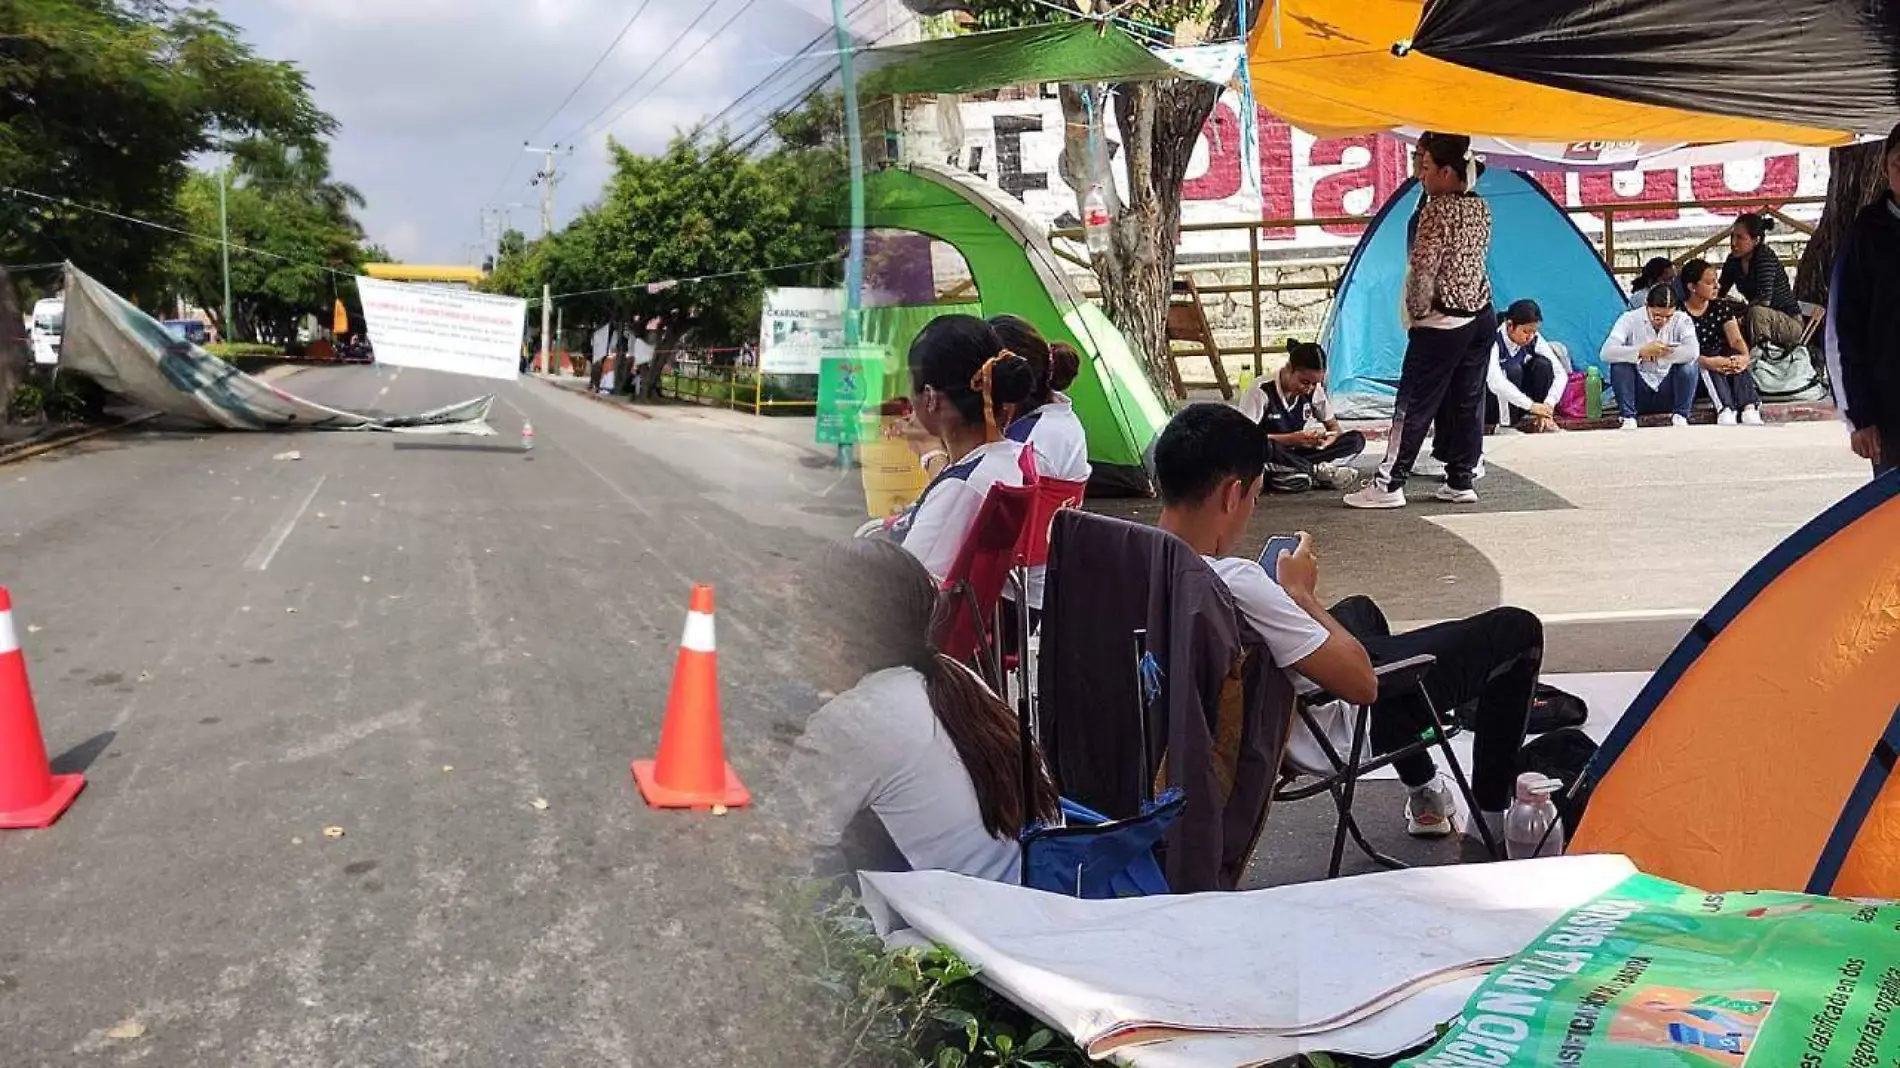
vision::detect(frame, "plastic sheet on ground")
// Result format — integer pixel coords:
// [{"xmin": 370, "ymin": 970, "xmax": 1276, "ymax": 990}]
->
[
  {"xmin": 58, "ymin": 265, "xmax": 495, "ymax": 434},
  {"xmin": 858, "ymin": 855, "xmax": 1638, "ymax": 1062}
]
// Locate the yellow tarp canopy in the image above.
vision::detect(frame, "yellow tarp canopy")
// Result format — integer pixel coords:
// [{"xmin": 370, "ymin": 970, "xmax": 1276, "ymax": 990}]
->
[{"xmin": 1246, "ymin": 0, "xmax": 1852, "ymax": 146}]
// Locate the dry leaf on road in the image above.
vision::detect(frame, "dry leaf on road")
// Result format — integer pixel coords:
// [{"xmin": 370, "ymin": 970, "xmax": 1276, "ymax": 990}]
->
[{"xmin": 322, "ymin": 826, "xmax": 345, "ymax": 838}]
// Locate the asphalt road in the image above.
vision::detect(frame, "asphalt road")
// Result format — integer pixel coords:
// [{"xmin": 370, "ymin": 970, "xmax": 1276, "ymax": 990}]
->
[{"xmin": 0, "ymin": 365, "xmax": 866, "ymax": 1067}]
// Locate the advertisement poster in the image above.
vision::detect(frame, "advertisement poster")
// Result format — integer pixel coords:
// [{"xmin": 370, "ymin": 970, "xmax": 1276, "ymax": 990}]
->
[
  {"xmin": 356, "ymin": 277, "xmax": 527, "ymax": 382},
  {"xmin": 759, "ymin": 288, "xmax": 843, "ymax": 375},
  {"xmin": 816, "ymin": 348, "xmax": 883, "ymax": 446},
  {"xmin": 1403, "ymin": 874, "xmax": 1900, "ymax": 1068}
]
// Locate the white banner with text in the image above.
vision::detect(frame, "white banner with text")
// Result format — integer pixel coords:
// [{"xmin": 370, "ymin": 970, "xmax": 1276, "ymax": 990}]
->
[{"xmin": 357, "ymin": 278, "xmax": 527, "ymax": 383}]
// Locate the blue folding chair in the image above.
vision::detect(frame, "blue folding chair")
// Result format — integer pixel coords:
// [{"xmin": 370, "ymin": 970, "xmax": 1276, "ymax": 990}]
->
[{"xmin": 1017, "ymin": 628, "xmax": 1182, "ymax": 898}]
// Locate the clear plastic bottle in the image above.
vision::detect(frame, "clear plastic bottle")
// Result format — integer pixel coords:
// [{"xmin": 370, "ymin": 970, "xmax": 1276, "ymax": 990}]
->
[
  {"xmin": 1083, "ymin": 186, "xmax": 1112, "ymax": 257},
  {"xmin": 1504, "ymin": 772, "xmax": 1565, "ymax": 859},
  {"xmin": 521, "ymin": 420, "xmax": 535, "ymax": 452}
]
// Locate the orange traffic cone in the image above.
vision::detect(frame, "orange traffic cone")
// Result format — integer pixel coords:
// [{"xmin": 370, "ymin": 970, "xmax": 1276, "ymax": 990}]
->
[
  {"xmin": 631, "ymin": 584, "xmax": 751, "ymax": 810},
  {"xmin": 0, "ymin": 588, "xmax": 84, "ymax": 828}
]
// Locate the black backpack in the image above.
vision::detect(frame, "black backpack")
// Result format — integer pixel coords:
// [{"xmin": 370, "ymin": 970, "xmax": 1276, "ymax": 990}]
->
[{"xmin": 1454, "ymin": 682, "xmax": 1588, "ymax": 735}]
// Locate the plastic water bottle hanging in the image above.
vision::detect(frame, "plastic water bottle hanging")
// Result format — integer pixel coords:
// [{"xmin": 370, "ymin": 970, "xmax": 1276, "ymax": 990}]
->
[{"xmin": 1083, "ymin": 186, "xmax": 1112, "ymax": 257}]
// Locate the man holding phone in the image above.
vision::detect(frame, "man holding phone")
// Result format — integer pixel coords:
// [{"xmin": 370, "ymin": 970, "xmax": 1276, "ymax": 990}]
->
[
  {"xmin": 1600, "ymin": 286, "xmax": 1700, "ymax": 429},
  {"xmin": 1153, "ymin": 404, "xmax": 1541, "ymax": 841}
]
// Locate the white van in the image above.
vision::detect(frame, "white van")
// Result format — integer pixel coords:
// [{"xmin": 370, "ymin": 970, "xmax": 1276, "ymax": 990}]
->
[{"xmin": 29, "ymin": 297, "xmax": 62, "ymax": 366}]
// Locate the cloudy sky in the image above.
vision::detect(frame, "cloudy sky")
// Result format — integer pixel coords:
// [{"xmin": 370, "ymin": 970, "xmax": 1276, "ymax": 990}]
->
[{"xmin": 215, "ymin": 0, "xmax": 905, "ymax": 263}]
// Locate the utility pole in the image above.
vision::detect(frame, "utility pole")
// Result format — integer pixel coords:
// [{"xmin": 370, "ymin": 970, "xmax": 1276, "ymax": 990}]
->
[
  {"xmin": 523, "ymin": 143, "xmax": 571, "ymax": 239},
  {"xmin": 218, "ymin": 165, "xmax": 233, "ymax": 342}
]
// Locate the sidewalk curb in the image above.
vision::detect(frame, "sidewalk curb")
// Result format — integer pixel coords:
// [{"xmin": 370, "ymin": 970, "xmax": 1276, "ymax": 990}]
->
[
  {"xmin": 532, "ymin": 375, "xmax": 652, "ymax": 420},
  {"xmin": 0, "ymin": 412, "xmax": 164, "ymax": 467}
]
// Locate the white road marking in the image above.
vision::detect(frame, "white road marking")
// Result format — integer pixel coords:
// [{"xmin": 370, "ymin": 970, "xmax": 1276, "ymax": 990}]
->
[{"xmin": 245, "ymin": 474, "xmax": 327, "ymax": 571}]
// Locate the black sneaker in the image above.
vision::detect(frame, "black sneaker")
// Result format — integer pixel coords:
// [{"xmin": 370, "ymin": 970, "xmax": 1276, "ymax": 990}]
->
[{"xmin": 1267, "ymin": 471, "xmax": 1313, "ymax": 493}]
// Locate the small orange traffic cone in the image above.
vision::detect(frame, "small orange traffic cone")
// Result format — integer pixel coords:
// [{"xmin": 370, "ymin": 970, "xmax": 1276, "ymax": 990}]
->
[
  {"xmin": 0, "ymin": 588, "xmax": 84, "ymax": 829},
  {"xmin": 632, "ymin": 584, "xmax": 750, "ymax": 810}
]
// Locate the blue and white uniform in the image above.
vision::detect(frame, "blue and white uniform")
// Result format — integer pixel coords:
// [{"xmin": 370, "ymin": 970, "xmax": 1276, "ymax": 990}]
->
[
  {"xmin": 889, "ymin": 440, "xmax": 1030, "ymax": 585},
  {"xmin": 1005, "ymin": 396, "xmax": 1090, "ymax": 610}
]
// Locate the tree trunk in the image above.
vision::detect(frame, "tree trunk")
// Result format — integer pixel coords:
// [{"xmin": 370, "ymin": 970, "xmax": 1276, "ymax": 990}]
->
[
  {"xmin": 1057, "ymin": 3, "xmax": 1235, "ymax": 404},
  {"xmin": 0, "ymin": 270, "xmax": 26, "ymax": 428},
  {"xmin": 1796, "ymin": 141, "xmax": 1890, "ymax": 308}
]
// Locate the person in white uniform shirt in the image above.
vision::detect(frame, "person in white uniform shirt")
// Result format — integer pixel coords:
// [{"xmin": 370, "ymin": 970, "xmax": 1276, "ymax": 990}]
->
[
  {"xmin": 785, "ymin": 538, "xmax": 1059, "ymax": 886},
  {"xmin": 1152, "ymin": 403, "xmax": 1539, "ymax": 842},
  {"xmin": 1486, "ymin": 299, "xmax": 1567, "ymax": 433},
  {"xmin": 1237, "ymin": 339, "xmax": 1364, "ymax": 492},
  {"xmin": 884, "ymin": 315, "xmax": 1037, "ymax": 583},
  {"xmin": 1601, "ymin": 286, "xmax": 1700, "ymax": 430},
  {"xmin": 992, "ymin": 315, "xmax": 1091, "ymax": 616}
]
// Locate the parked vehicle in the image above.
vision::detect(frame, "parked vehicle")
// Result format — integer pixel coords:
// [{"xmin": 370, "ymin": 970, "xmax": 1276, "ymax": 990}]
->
[
  {"xmin": 29, "ymin": 297, "xmax": 63, "ymax": 366},
  {"xmin": 161, "ymin": 319, "xmax": 210, "ymax": 346}
]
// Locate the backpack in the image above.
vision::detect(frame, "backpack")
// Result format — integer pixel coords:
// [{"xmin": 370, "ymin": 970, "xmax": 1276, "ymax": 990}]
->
[
  {"xmin": 1751, "ymin": 342, "xmax": 1828, "ymax": 402},
  {"xmin": 1517, "ymin": 727, "xmax": 1599, "ymax": 838},
  {"xmin": 1453, "ymin": 682, "xmax": 1587, "ymax": 735}
]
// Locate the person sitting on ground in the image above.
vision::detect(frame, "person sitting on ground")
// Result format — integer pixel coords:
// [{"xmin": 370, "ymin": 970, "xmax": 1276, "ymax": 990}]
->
[
  {"xmin": 1719, "ymin": 213, "xmax": 1806, "ymax": 351},
  {"xmin": 1602, "ymin": 285, "xmax": 1700, "ymax": 430},
  {"xmin": 1486, "ymin": 299, "xmax": 1567, "ymax": 433},
  {"xmin": 1628, "ymin": 257, "xmax": 1682, "ymax": 311},
  {"xmin": 991, "ymin": 315, "xmax": 1091, "ymax": 486},
  {"xmin": 881, "ymin": 315, "xmax": 1037, "ymax": 583},
  {"xmin": 1680, "ymin": 258, "xmax": 1763, "ymax": 427},
  {"xmin": 786, "ymin": 538, "xmax": 1060, "ymax": 885},
  {"xmin": 1152, "ymin": 403, "xmax": 1540, "ymax": 842},
  {"xmin": 1236, "ymin": 339, "xmax": 1365, "ymax": 492}
]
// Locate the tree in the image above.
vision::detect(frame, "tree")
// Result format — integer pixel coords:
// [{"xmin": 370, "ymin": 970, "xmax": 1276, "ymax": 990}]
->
[
  {"xmin": 966, "ymin": 1, "xmax": 1236, "ymax": 397},
  {"xmin": 162, "ymin": 138, "xmax": 370, "ymax": 343},
  {"xmin": 0, "ymin": 0, "xmax": 332, "ymax": 293},
  {"xmin": 1795, "ymin": 141, "xmax": 1891, "ymax": 310}
]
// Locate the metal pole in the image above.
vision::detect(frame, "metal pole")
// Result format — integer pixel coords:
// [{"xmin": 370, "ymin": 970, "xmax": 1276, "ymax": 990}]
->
[
  {"xmin": 218, "ymin": 166, "xmax": 233, "ymax": 342},
  {"xmin": 540, "ymin": 285, "xmax": 552, "ymax": 375},
  {"xmin": 832, "ymin": 0, "xmax": 865, "ymax": 346},
  {"xmin": 555, "ymin": 305, "xmax": 564, "ymax": 375}
]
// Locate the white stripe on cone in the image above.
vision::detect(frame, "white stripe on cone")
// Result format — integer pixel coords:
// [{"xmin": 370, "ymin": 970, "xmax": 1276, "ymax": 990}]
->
[
  {"xmin": 0, "ymin": 608, "xmax": 16, "ymax": 656},
  {"xmin": 680, "ymin": 611, "xmax": 716, "ymax": 653}
]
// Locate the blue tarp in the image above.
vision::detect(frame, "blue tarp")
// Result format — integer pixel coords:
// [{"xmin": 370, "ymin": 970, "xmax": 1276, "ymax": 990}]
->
[{"xmin": 1321, "ymin": 171, "xmax": 1627, "ymax": 418}]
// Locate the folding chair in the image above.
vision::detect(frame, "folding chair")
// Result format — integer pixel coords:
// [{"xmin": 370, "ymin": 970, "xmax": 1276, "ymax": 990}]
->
[
  {"xmin": 1273, "ymin": 656, "xmax": 1501, "ymax": 879},
  {"xmin": 932, "ymin": 475, "xmax": 1036, "ymax": 691}
]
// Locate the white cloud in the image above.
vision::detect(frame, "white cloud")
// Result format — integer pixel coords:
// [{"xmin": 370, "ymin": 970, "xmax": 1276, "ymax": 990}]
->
[{"xmin": 214, "ymin": 0, "xmax": 892, "ymax": 261}]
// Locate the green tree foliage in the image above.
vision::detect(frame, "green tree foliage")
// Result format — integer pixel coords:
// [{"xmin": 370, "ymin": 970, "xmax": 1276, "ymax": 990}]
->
[
  {"xmin": 0, "ymin": 0, "xmax": 333, "ymax": 293},
  {"xmin": 163, "ymin": 139, "xmax": 370, "ymax": 343}
]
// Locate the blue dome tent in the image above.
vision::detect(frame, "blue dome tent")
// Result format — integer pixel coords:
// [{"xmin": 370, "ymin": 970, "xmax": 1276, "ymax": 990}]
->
[{"xmin": 1320, "ymin": 170, "xmax": 1627, "ymax": 418}]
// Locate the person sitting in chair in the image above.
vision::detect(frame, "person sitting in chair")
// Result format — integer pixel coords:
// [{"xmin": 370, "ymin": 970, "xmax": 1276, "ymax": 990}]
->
[
  {"xmin": 1486, "ymin": 299, "xmax": 1566, "ymax": 433},
  {"xmin": 1237, "ymin": 339, "xmax": 1365, "ymax": 492},
  {"xmin": 1152, "ymin": 403, "xmax": 1540, "ymax": 841}
]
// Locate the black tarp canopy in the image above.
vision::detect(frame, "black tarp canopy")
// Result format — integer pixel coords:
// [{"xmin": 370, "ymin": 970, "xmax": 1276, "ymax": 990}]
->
[{"xmin": 1410, "ymin": 0, "xmax": 1900, "ymax": 136}]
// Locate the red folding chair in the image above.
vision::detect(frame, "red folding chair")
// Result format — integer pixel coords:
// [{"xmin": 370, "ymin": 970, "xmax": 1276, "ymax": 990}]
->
[{"xmin": 932, "ymin": 461, "xmax": 1037, "ymax": 690}]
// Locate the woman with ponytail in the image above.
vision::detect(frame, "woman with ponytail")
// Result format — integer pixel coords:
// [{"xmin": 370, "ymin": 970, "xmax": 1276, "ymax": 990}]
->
[
  {"xmin": 787, "ymin": 538, "xmax": 1060, "ymax": 883},
  {"xmin": 989, "ymin": 314, "xmax": 1091, "ymax": 485},
  {"xmin": 1348, "ymin": 132, "xmax": 1494, "ymax": 510},
  {"xmin": 886, "ymin": 314, "xmax": 1038, "ymax": 583}
]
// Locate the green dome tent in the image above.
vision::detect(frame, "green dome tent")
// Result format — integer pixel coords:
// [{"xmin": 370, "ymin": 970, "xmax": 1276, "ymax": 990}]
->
[{"xmin": 861, "ymin": 163, "xmax": 1169, "ymax": 496}]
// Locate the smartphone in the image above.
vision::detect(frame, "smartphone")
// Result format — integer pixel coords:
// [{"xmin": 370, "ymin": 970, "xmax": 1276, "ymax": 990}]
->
[{"xmin": 1258, "ymin": 535, "xmax": 1301, "ymax": 582}]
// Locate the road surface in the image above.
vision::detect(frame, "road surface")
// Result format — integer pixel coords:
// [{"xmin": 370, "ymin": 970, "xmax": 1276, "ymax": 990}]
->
[{"xmin": 0, "ymin": 364, "xmax": 864, "ymax": 1066}]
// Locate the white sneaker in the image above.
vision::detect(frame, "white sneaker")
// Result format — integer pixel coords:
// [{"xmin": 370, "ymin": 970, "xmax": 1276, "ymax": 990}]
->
[
  {"xmin": 1716, "ymin": 409, "xmax": 1737, "ymax": 426},
  {"xmin": 1435, "ymin": 484, "xmax": 1479, "ymax": 504},
  {"xmin": 1405, "ymin": 777, "xmax": 1459, "ymax": 838},
  {"xmin": 1740, "ymin": 407, "xmax": 1765, "ymax": 426},
  {"xmin": 1619, "ymin": 418, "xmax": 1639, "ymax": 431},
  {"xmin": 1471, "ymin": 460, "xmax": 1487, "ymax": 481},
  {"xmin": 1313, "ymin": 463, "xmax": 1360, "ymax": 491},
  {"xmin": 1412, "ymin": 455, "xmax": 1447, "ymax": 479},
  {"xmin": 1671, "ymin": 414, "xmax": 1689, "ymax": 428},
  {"xmin": 1344, "ymin": 483, "xmax": 1407, "ymax": 509}
]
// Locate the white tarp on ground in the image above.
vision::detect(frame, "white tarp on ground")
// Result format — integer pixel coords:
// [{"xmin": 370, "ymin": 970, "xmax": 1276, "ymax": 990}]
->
[
  {"xmin": 859, "ymin": 855, "xmax": 1639, "ymax": 1063},
  {"xmin": 356, "ymin": 276, "xmax": 526, "ymax": 383},
  {"xmin": 59, "ymin": 265, "xmax": 495, "ymax": 433}
]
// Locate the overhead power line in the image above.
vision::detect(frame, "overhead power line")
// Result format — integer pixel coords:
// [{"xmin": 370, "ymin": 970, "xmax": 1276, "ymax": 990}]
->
[
  {"xmin": 555, "ymin": 1, "xmax": 731, "ymax": 145},
  {"xmin": 567, "ymin": 0, "xmax": 766, "ymax": 146},
  {"xmin": 694, "ymin": 0, "xmax": 875, "ymax": 139},
  {"xmin": 522, "ymin": 0, "xmax": 661, "ymax": 143},
  {"xmin": 3, "ymin": 186, "xmax": 360, "ymax": 279}
]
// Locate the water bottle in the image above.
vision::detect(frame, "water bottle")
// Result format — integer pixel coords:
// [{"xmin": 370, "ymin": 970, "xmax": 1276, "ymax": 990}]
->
[
  {"xmin": 1584, "ymin": 367, "xmax": 1603, "ymax": 420},
  {"xmin": 1505, "ymin": 772, "xmax": 1565, "ymax": 859},
  {"xmin": 1083, "ymin": 186, "xmax": 1112, "ymax": 257},
  {"xmin": 521, "ymin": 420, "xmax": 535, "ymax": 452}
]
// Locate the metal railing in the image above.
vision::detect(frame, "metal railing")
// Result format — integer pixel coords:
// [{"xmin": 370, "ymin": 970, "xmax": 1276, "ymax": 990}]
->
[{"xmin": 660, "ymin": 349, "xmax": 817, "ymax": 415}]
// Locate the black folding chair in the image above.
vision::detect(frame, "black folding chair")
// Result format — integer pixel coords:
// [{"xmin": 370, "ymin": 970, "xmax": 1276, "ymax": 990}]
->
[{"xmin": 1272, "ymin": 654, "xmax": 1501, "ymax": 879}]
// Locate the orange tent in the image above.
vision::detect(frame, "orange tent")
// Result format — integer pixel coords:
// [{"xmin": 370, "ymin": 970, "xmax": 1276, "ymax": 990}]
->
[
  {"xmin": 1572, "ymin": 473, "xmax": 1900, "ymax": 897},
  {"xmin": 1245, "ymin": 0, "xmax": 1854, "ymax": 146}
]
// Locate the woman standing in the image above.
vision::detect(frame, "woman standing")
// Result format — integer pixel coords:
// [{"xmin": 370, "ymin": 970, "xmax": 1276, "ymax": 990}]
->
[
  {"xmin": 1680, "ymin": 259, "xmax": 1763, "ymax": 426},
  {"xmin": 1348, "ymin": 133, "xmax": 1493, "ymax": 509}
]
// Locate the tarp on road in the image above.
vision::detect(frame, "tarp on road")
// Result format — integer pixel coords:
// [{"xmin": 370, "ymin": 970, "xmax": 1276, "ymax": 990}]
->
[{"xmin": 59, "ymin": 264, "xmax": 495, "ymax": 433}]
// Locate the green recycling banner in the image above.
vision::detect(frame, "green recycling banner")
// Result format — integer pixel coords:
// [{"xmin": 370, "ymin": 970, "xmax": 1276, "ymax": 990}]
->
[
  {"xmin": 816, "ymin": 347, "xmax": 887, "ymax": 446},
  {"xmin": 1403, "ymin": 872, "xmax": 1900, "ymax": 1068}
]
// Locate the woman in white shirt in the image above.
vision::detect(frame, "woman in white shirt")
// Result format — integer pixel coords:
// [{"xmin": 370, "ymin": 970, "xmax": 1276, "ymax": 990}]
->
[
  {"xmin": 1600, "ymin": 286, "xmax": 1701, "ymax": 430},
  {"xmin": 990, "ymin": 315, "xmax": 1092, "ymax": 486},
  {"xmin": 785, "ymin": 538, "xmax": 1059, "ymax": 885},
  {"xmin": 885, "ymin": 315, "xmax": 1038, "ymax": 583},
  {"xmin": 1487, "ymin": 299, "xmax": 1568, "ymax": 433}
]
